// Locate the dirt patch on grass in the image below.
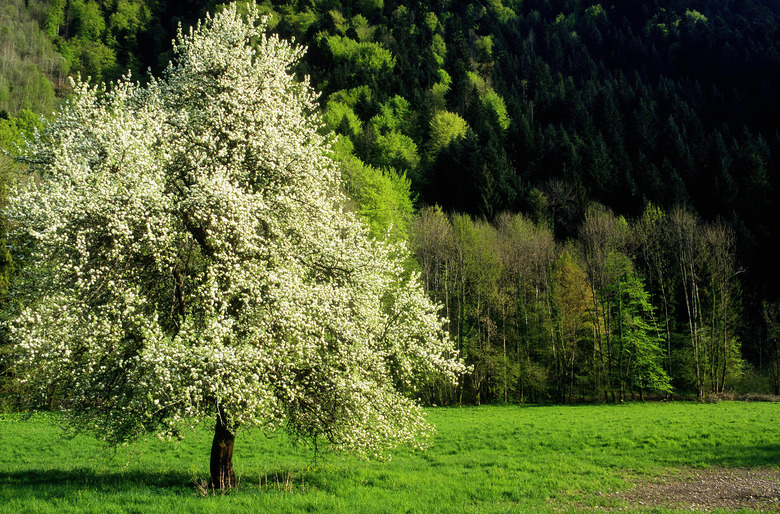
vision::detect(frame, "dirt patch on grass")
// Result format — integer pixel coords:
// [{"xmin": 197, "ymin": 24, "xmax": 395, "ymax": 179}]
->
[{"xmin": 614, "ymin": 468, "xmax": 780, "ymax": 512}]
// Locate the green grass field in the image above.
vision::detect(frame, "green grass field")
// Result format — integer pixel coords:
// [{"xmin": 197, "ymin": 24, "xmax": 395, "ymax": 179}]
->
[{"xmin": 1, "ymin": 402, "xmax": 778, "ymax": 513}]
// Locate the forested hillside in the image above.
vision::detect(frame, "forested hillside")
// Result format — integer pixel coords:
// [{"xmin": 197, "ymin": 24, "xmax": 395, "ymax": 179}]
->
[{"xmin": 2, "ymin": 0, "xmax": 780, "ymax": 404}]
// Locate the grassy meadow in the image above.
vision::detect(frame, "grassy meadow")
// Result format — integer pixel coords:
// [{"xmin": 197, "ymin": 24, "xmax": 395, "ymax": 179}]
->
[{"xmin": 1, "ymin": 402, "xmax": 778, "ymax": 513}]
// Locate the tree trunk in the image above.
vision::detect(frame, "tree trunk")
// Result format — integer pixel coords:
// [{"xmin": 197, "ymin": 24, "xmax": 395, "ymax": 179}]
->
[{"xmin": 210, "ymin": 406, "xmax": 237, "ymax": 490}]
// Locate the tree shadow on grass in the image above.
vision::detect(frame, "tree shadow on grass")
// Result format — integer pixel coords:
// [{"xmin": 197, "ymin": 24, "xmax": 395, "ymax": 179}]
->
[
  {"xmin": 636, "ymin": 442, "xmax": 780, "ymax": 471},
  {"xmin": 0, "ymin": 468, "xmax": 195, "ymax": 495},
  {"xmin": 706, "ymin": 443, "xmax": 780, "ymax": 468},
  {"xmin": 1, "ymin": 465, "xmax": 327, "ymax": 499}
]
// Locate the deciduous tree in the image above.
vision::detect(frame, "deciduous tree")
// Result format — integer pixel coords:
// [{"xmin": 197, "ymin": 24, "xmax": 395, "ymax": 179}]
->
[{"xmin": 7, "ymin": 2, "xmax": 463, "ymax": 489}]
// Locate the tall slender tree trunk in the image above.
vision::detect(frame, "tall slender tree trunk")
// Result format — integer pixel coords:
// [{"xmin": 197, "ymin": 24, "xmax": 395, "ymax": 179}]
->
[
  {"xmin": 692, "ymin": 271, "xmax": 704, "ymax": 400},
  {"xmin": 720, "ymin": 317, "xmax": 728, "ymax": 393},
  {"xmin": 659, "ymin": 279, "xmax": 672, "ymax": 376},
  {"xmin": 502, "ymin": 312, "xmax": 508, "ymax": 403},
  {"xmin": 210, "ymin": 406, "xmax": 237, "ymax": 490},
  {"xmin": 458, "ymin": 274, "xmax": 465, "ymax": 406}
]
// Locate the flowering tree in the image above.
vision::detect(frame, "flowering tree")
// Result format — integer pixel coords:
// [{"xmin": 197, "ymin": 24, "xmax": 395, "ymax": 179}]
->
[{"xmin": 7, "ymin": 2, "xmax": 463, "ymax": 489}]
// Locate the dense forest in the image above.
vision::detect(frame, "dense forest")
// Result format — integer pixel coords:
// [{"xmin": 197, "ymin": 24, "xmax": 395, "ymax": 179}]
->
[{"xmin": 2, "ymin": 0, "xmax": 780, "ymax": 405}]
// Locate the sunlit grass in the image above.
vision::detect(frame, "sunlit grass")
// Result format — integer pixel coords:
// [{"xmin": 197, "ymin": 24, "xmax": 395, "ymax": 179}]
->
[{"xmin": 1, "ymin": 402, "xmax": 778, "ymax": 512}]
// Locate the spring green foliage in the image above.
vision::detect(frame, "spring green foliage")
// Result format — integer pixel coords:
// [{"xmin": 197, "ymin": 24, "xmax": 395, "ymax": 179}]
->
[
  {"xmin": 602, "ymin": 252, "xmax": 672, "ymax": 397},
  {"xmin": 0, "ymin": 109, "xmax": 44, "ymax": 153},
  {"xmin": 2, "ymin": 402, "xmax": 778, "ymax": 512},
  {"xmin": 428, "ymin": 110, "xmax": 468, "ymax": 154},
  {"xmin": 552, "ymin": 251, "xmax": 594, "ymax": 401},
  {"xmin": 0, "ymin": 108, "xmax": 42, "ymax": 300},
  {"xmin": 0, "ymin": 0, "xmax": 60, "ymax": 116},
  {"xmin": 334, "ymin": 137, "xmax": 414, "ymax": 241},
  {"xmin": 42, "ymin": 0, "xmax": 154, "ymax": 83},
  {"xmin": 467, "ymin": 72, "xmax": 510, "ymax": 131},
  {"xmin": 325, "ymin": 35, "xmax": 395, "ymax": 76},
  {"xmin": 324, "ymin": 93, "xmax": 415, "ymax": 241}
]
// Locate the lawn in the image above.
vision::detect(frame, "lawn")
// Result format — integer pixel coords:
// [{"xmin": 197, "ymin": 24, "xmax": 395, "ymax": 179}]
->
[{"xmin": 1, "ymin": 402, "xmax": 778, "ymax": 513}]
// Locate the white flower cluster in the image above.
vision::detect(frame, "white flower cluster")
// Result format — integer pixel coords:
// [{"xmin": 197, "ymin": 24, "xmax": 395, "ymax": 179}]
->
[{"xmin": 7, "ymin": 1, "xmax": 465, "ymax": 455}]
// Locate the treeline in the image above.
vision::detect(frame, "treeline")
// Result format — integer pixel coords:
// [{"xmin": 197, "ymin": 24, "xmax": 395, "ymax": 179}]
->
[{"xmin": 409, "ymin": 203, "xmax": 778, "ymax": 404}]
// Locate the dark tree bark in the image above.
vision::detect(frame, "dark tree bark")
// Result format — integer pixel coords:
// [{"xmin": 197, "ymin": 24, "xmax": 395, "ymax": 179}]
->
[{"xmin": 209, "ymin": 406, "xmax": 237, "ymax": 489}]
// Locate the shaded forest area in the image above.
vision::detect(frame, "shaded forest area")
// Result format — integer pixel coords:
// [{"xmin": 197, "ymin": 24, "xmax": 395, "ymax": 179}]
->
[{"xmin": 2, "ymin": 0, "xmax": 780, "ymax": 403}]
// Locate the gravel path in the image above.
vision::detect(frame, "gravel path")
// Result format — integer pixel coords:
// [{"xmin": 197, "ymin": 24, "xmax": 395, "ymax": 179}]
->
[{"xmin": 612, "ymin": 468, "xmax": 780, "ymax": 512}]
